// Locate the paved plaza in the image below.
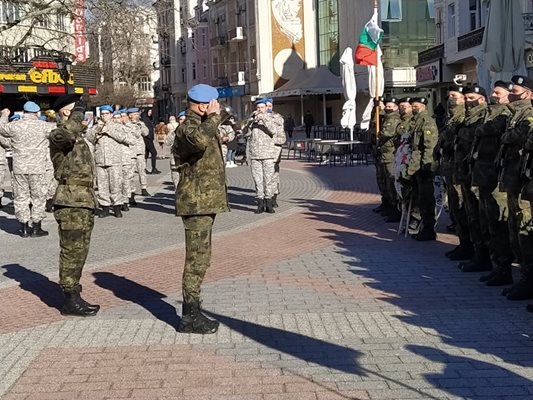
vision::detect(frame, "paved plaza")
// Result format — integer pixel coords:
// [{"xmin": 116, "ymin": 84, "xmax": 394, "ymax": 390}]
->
[{"xmin": 1, "ymin": 157, "xmax": 533, "ymax": 400}]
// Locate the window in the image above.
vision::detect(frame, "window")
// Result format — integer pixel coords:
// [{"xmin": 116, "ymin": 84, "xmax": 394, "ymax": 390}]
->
[
  {"xmin": 181, "ymin": 67, "xmax": 186, "ymax": 83},
  {"xmin": 447, "ymin": 3, "xmax": 456, "ymax": 38},
  {"xmin": 317, "ymin": 0, "xmax": 340, "ymax": 75},
  {"xmin": 381, "ymin": 0, "xmax": 402, "ymax": 22},
  {"xmin": 203, "ymin": 64, "xmax": 207, "ymax": 79},
  {"xmin": 427, "ymin": 0, "xmax": 435, "ymax": 19},
  {"xmin": 118, "ymin": 78, "xmax": 127, "ymax": 87},
  {"xmin": 56, "ymin": 13, "xmax": 67, "ymax": 31},
  {"xmin": 138, "ymin": 76, "xmax": 152, "ymax": 93},
  {"xmin": 35, "ymin": 15, "xmax": 51, "ymax": 28},
  {"xmin": 201, "ymin": 30, "xmax": 206, "ymax": 47},
  {"xmin": 0, "ymin": 1, "xmax": 21, "ymax": 24},
  {"xmin": 469, "ymin": 0, "xmax": 481, "ymax": 31},
  {"xmin": 192, "ymin": 62, "xmax": 196, "ymax": 80}
]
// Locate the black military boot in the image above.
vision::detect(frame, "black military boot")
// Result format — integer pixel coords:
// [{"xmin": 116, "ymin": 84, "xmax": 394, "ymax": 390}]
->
[
  {"xmin": 20, "ymin": 222, "xmax": 30, "ymax": 238},
  {"xmin": 503, "ymin": 271, "xmax": 533, "ymax": 300},
  {"xmin": 384, "ymin": 207, "xmax": 401, "ymax": 223},
  {"xmin": 485, "ymin": 266, "xmax": 513, "ymax": 287},
  {"xmin": 255, "ymin": 199, "xmax": 265, "ymax": 214},
  {"xmin": 458, "ymin": 246, "xmax": 491, "ymax": 272},
  {"xmin": 372, "ymin": 202, "xmax": 387, "ymax": 213},
  {"xmin": 265, "ymin": 198, "xmax": 275, "ymax": 214},
  {"xmin": 141, "ymin": 188, "xmax": 151, "ymax": 196},
  {"xmin": 415, "ymin": 227, "xmax": 436, "ymax": 241},
  {"xmin": 45, "ymin": 198, "xmax": 54, "ymax": 213},
  {"xmin": 99, "ymin": 206, "xmax": 110, "ymax": 218},
  {"xmin": 446, "ymin": 242, "xmax": 474, "ymax": 261},
  {"xmin": 31, "ymin": 221, "xmax": 49, "ymax": 237},
  {"xmin": 151, "ymin": 168, "xmax": 161, "ymax": 174},
  {"xmin": 121, "ymin": 203, "xmax": 129, "ymax": 212},
  {"xmin": 272, "ymin": 194, "xmax": 279, "ymax": 208},
  {"xmin": 61, "ymin": 285, "xmax": 100, "ymax": 317},
  {"xmin": 0, "ymin": 196, "xmax": 3, "ymax": 209},
  {"xmin": 113, "ymin": 205, "xmax": 123, "ymax": 218},
  {"xmin": 177, "ymin": 301, "xmax": 219, "ymax": 334},
  {"xmin": 129, "ymin": 193, "xmax": 137, "ymax": 207}
]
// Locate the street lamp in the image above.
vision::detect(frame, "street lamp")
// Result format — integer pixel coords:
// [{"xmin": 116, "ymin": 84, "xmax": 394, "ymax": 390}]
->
[{"xmin": 56, "ymin": 54, "xmax": 72, "ymax": 93}]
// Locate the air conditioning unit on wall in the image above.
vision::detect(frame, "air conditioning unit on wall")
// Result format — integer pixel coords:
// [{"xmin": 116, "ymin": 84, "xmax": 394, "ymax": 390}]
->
[{"xmin": 237, "ymin": 71, "xmax": 245, "ymax": 85}]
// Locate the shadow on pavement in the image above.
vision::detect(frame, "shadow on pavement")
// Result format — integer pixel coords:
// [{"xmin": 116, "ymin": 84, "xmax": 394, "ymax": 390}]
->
[
  {"xmin": 2, "ymin": 263, "xmax": 63, "ymax": 310},
  {"xmin": 93, "ymin": 271, "xmax": 179, "ymax": 328},
  {"xmin": 0, "ymin": 215, "xmax": 22, "ymax": 235}
]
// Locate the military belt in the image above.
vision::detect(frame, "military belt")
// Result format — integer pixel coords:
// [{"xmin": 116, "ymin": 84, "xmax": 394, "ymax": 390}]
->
[{"xmin": 60, "ymin": 179, "xmax": 92, "ymax": 188}]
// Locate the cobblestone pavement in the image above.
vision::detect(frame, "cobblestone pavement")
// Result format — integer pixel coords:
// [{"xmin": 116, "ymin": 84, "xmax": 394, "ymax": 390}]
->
[{"xmin": 1, "ymin": 155, "xmax": 533, "ymax": 400}]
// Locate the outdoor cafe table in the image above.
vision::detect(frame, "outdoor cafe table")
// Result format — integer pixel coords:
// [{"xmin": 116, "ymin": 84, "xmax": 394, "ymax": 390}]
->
[{"xmin": 318, "ymin": 140, "xmax": 366, "ymax": 166}]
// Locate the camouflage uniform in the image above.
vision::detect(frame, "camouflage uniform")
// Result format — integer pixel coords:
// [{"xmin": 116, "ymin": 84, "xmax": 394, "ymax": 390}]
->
[
  {"xmin": 0, "ymin": 135, "xmax": 9, "ymax": 200},
  {"xmin": 218, "ymin": 123, "xmax": 236, "ymax": 164},
  {"xmin": 119, "ymin": 122, "xmax": 137, "ymax": 204},
  {"xmin": 49, "ymin": 108, "xmax": 97, "ymax": 289},
  {"xmin": 455, "ymin": 103, "xmax": 491, "ymax": 267},
  {"xmin": 437, "ymin": 106, "xmax": 471, "ymax": 248},
  {"xmin": 243, "ymin": 113, "xmax": 281, "ymax": 199},
  {"xmin": 377, "ymin": 110, "xmax": 401, "ymax": 210},
  {"xmin": 87, "ymin": 121, "xmax": 129, "ymax": 207},
  {"xmin": 471, "ymin": 103, "xmax": 513, "ymax": 280},
  {"xmin": 269, "ymin": 111, "xmax": 286, "ymax": 196},
  {"xmin": 499, "ymin": 99, "xmax": 533, "ymax": 299},
  {"xmin": 130, "ymin": 121, "xmax": 149, "ymax": 193},
  {"xmin": 173, "ymin": 110, "xmax": 229, "ymax": 303},
  {"xmin": 406, "ymin": 110, "xmax": 438, "ymax": 235},
  {"xmin": 165, "ymin": 130, "xmax": 179, "ymax": 189},
  {"xmin": 0, "ymin": 114, "xmax": 51, "ymax": 224},
  {"xmin": 45, "ymin": 122, "xmax": 58, "ymax": 203}
]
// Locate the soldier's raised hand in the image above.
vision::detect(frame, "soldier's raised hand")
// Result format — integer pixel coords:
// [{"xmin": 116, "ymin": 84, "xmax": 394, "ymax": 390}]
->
[
  {"xmin": 206, "ymin": 100, "xmax": 220, "ymax": 115},
  {"xmin": 1, "ymin": 108, "xmax": 10, "ymax": 117}
]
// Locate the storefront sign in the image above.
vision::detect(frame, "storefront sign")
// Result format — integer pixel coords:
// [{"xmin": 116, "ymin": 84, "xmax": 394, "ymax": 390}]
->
[
  {"xmin": 28, "ymin": 69, "xmax": 74, "ymax": 85},
  {"xmin": 217, "ymin": 85, "xmax": 244, "ymax": 98},
  {"xmin": 415, "ymin": 60, "xmax": 441, "ymax": 85},
  {"xmin": 73, "ymin": 0, "xmax": 87, "ymax": 62}
]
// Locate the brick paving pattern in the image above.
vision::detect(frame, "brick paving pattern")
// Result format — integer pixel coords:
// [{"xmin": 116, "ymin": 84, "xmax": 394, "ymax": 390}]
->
[{"xmin": 1, "ymin": 157, "xmax": 532, "ymax": 400}]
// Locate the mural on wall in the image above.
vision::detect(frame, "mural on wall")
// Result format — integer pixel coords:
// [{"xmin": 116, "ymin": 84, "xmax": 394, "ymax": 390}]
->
[{"xmin": 271, "ymin": 0, "xmax": 306, "ymax": 88}]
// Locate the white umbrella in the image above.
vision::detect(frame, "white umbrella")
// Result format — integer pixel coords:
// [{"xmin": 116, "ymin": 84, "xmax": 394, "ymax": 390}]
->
[
  {"xmin": 340, "ymin": 47, "xmax": 357, "ymax": 141},
  {"xmin": 482, "ymin": 0, "xmax": 527, "ymax": 84}
]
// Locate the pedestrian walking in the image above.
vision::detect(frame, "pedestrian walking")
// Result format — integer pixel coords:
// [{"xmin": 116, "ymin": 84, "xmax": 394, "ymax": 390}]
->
[
  {"xmin": 284, "ymin": 114, "xmax": 295, "ymax": 138},
  {"xmin": 173, "ymin": 84, "xmax": 228, "ymax": 334},
  {"xmin": 49, "ymin": 95, "xmax": 100, "ymax": 317},
  {"xmin": 155, "ymin": 120, "xmax": 168, "ymax": 158},
  {"xmin": 0, "ymin": 102, "xmax": 52, "ymax": 237},
  {"xmin": 304, "ymin": 110, "xmax": 314, "ymax": 138},
  {"xmin": 142, "ymin": 109, "xmax": 161, "ymax": 174}
]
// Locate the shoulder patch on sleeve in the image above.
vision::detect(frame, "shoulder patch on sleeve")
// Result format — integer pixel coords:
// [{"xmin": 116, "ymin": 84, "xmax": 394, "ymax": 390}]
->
[
  {"xmin": 527, "ymin": 117, "xmax": 533, "ymax": 123},
  {"xmin": 425, "ymin": 130, "xmax": 433, "ymax": 135}
]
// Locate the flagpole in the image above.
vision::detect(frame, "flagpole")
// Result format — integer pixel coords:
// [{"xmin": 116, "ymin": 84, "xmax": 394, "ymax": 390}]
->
[{"xmin": 374, "ymin": 0, "xmax": 380, "ymax": 137}]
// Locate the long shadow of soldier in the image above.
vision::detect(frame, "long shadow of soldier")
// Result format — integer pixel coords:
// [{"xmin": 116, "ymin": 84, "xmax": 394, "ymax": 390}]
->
[
  {"xmin": 2, "ymin": 263, "xmax": 63, "ymax": 310},
  {"xmin": 93, "ymin": 271, "xmax": 179, "ymax": 328}
]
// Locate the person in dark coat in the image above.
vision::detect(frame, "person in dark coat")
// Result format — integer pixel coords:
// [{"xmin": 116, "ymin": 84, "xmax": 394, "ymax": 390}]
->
[{"xmin": 142, "ymin": 109, "xmax": 161, "ymax": 174}]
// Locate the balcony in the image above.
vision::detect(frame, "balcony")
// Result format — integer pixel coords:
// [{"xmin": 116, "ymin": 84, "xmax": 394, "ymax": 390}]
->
[
  {"xmin": 457, "ymin": 27, "xmax": 485, "ymax": 52},
  {"xmin": 524, "ymin": 13, "xmax": 533, "ymax": 33},
  {"xmin": 210, "ymin": 35, "xmax": 227, "ymax": 48},
  {"xmin": 228, "ymin": 26, "xmax": 246, "ymax": 42},
  {"xmin": 417, "ymin": 43, "xmax": 444, "ymax": 64}
]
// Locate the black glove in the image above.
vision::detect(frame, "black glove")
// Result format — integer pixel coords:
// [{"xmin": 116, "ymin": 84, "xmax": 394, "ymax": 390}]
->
[
  {"xmin": 421, "ymin": 163, "xmax": 432, "ymax": 172},
  {"xmin": 72, "ymin": 99, "xmax": 87, "ymax": 113}
]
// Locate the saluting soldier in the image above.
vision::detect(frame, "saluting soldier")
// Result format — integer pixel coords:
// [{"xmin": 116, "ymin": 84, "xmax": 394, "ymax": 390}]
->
[
  {"xmin": 499, "ymin": 75, "xmax": 533, "ymax": 301},
  {"xmin": 0, "ymin": 102, "xmax": 52, "ymax": 237},
  {"xmin": 454, "ymin": 86, "xmax": 491, "ymax": 272},
  {"xmin": 265, "ymin": 98, "xmax": 287, "ymax": 208},
  {"xmin": 471, "ymin": 81, "xmax": 514, "ymax": 286},
  {"xmin": 378, "ymin": 98, "xmax": 402, "ymax": 222},
  {"xmin": 403, "ymin": 97, "xmax": 438, "ymax": 241},
  {"xmin": 49, "ymin": 95, "xmax": 100, "ymax": 317},
  {"xmin": 173, "ymin": 84, "xmax": 229, "ymax": 334}
]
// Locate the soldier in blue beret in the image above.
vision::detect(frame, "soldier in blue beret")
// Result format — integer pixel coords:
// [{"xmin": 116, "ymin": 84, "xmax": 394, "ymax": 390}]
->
[{"xmin": 173, "ymin": 83, "xmax": 226, "ymax": 334}]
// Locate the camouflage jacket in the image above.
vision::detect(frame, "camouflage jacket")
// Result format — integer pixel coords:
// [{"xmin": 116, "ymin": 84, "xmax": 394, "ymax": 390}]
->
[
  {"xmin": 271, "ymin": 111, "xmax": 287, "ymax": 147},
  {"xmin": 118, "ymin": 123, "xmax": 137, "ymax": 164},
  {"xmin": 396, "ymin": 112, "xmax": 413, "ymax": 137},
  {"xmin": 471, "ymin": 103, "xmax": 511, "ymax": 188},
  {"xmin": 173, "ymin": 110, "xmax": 229, "ymax": 216},
  {"xmin": 499, "ymin": 99, "xmax": 533, "ymax": 192},
  {"xmin": 49, "ymin": 110, "xmax": 97, "ymax": 209},
  {"xmin": 406, "ymin": 110, "xmax": 438, "ymax": 176},
  {"xmin": 0, "ymin": 135, "xmax": 9, "ymax": 164},
  {"xmin": 436, "ymin": 106, "xmax": 465, "ymax": 176},
  {"xmin": 129, "ymin": 121, "xmax": 149, "ymax": 155},
  {"xmin": 0, "ymin": 114, "xmax": 51, "ymax": 174},
  {"xmin": 243, "ymin": 112, "xmax": 283, "ymax": 159},
  {"xmin": 377, "ymin": 111, "xmax": 401, "ymax": 163},
  {"xmin": 87, "ymin": 121, "xmax": 130, "ymax": 166}
]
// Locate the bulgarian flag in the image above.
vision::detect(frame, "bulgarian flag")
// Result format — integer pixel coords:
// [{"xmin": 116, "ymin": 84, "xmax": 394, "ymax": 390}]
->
[{"xmin": 355, "ymin": 10, "xmax": 383, "ymax": 66}]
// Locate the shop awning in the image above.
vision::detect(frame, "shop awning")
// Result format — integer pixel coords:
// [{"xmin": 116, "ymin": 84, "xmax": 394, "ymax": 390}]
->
[{"xmin": 262, "ymin": 66, "xmax": 343, "ymax": 97}]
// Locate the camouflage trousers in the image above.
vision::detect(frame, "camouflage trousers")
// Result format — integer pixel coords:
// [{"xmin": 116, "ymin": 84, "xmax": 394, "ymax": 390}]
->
[
  {"xmin": 508, "ymin": 191, "xmax": 524, "ymax": 263},
  {"xmin": 462, "ymin": 183, "xmax": 488, "ymax": 250},
  {"xmin": 515, "ymin": 194, "xmax": 533, "ymax": 275},
  {"xmin": 96, "ymin": 165, "xmax": 122, "ymax": 207},
  {"xmin": 182, "ymin": 214, "xmax": 215, "ymax": 303},
  {"xmin": 444, "ymin": 175, "xmax": 471, "ymax": 246},
  {"xmin": 416, "ymin": 170, "xmax": 436, "ymax": 231},
  {"xmin": 251, "ymin": 158, "xmax": 276, "ymax": 199},
  {"xmin": 478, "ymin": 185, "xmax": 513, "ymax": 268},
  {"xmin": 0, "ymin": 160, "xmax": 6, "ymax": 197},
  {"xmin": 12, "ymin": 173, "xmax": 47, "ymax": 224},
  {"xmin": 131, "ymin": 154, "xmax": 147, "ymax": 192},
  {"xmin": 272, "ymin": 146, "xmax": 282, "ymax": 196},
  {"xmin": 54, "ymin": 207, "xmax": 94, "ymax": 289},
  {"xmin": 378, "ymin": 162, "xmax": 397, "ymax": 210},
  {"xmin": 374, "ymin": 159, "xmax": 387, "ymax": 205},
  {"xmin": 121, "ymin": 161, "xmax": 134, "ymax": 204},
  {"xmin": 170, "ymin": 158, "xmax": 180, "ymax": 190},
  {"xmin": 44, "ymin": 168, "xmax": 58, "ymax": 200}
]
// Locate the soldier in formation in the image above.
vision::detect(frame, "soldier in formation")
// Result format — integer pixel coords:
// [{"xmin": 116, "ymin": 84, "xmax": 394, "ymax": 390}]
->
[{"xmin": 265, "ymin": 98, "xmax": 287, "ymax": 208}]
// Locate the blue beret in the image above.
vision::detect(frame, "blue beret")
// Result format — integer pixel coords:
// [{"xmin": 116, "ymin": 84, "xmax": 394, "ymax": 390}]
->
[
  {"xmin": 23, "ymin": 101, "xmax": 40, "ymax": 113},
  {"xmin": 39, "ymin": 115, "xmax": 47, "ymax": 121},
  {"xmin": 255, "ymin": 98, "xmax": 268, "ymax": 105},
  {"xmin": 187, "ymin": 84, "xmax": 219, "ymax": 103},
  {"xmin": 127, "ymin": 107, "xmax": 139, "ymax": 113},
  {"xmin": 119, "ymin": 109, "xmax": 128, "ymax": 114},
  {"xmin": 113, "ymin": 111, "xmax": 121, "ymax": 116},
  {"xmin": 99, "ymin": 105, "xmax": 113, "ymax": 113},
  {"xmin": 9, "ymin": 114, "xmax": 21, "ymax": 121},
  {"xmin": 266, "ymin": 98, "xmax": 273, "ymax": 104},
  {"xmin": 178, "ymin": 111, "xmax": 186, "ymax": 117}
]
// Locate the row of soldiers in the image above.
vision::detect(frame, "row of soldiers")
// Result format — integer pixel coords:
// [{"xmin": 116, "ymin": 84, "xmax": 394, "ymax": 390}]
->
[
  {"xmin": 374, "ymin": 75, "xmax": 533, "ymax": 307},
  {"xmin": 0, "ymin": 95, "xmax": 153, "ymax": 237}
]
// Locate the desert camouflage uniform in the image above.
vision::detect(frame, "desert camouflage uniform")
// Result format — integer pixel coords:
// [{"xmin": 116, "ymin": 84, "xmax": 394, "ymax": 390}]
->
[
  {"xmin": 0, "ymin": 114, "xmax": 51, "ymax": 224},
  {"xmin": 119, "ymin": 122, "xmax": 137, "ymax": 203},
  {"xmin": 130, "ymin": 120, "xmax": 149, "ymax": 193},
  {"xmin": 87, "ymin": 121, "xmax": 129, "ymax": 207},
  {"xmin": 173, "ymin": 110, "xmax": 229, "ymax": 303},
  {"xmin": 218, "ymin": 123, "xmax": 236, "ymax": 164},
  {"xmin": 243, "ymin": 112, "xmax": 280, "ymax": 199},
  {"xmin": 49, "ymin": 108, "xmax": 97, "ymax": 289},
  {"xmin": 269, "ymin": 111, "xmax": 286, "ymax": 196},
  {"xmin": 45, "ymin": 122, "xmax": 58, "ymax": 202},
  {"xmin": 165, "ymin": 130, "xmax": 179, "ymax": 189},
  {"xmin": 0, "ymin": 135, "xmax": 9, "ymax": 199}
]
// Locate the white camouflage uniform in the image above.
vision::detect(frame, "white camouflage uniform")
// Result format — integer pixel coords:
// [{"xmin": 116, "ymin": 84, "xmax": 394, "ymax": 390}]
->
[
  {"xmin": 243, "ymin": 113, "xmax": 283, "ymax": 199},
  {"xmin": 164, "ymin": 129, "xmax": 180, "ymax": 189},
  {"xmin": 0, "ymin": 115, "xmax": 52, "ymax": 224},
  {"xmin": 120, "ymin": 122, "xmax": 138, "ymax": 203},
  {"xmin": 218, "ymin": 124, "xmax": 236, "ymax": 164},
  {"xmin": 87, "ymin": 121, "xmax": 129, "ymax": 207},
  {"xmin": 130, "ymin": 120, "xmax": 149, "ymax": 193},
  {"xmin": 269, "ymin": 111, "xmax": 286, "ymax": 196},
  {"xmin": 44, "ymin": 122, "xmax": 58, "ymax": 202},
  {"xmin": 0, "ymin": 135, "xmax": 10, "ymax": 199}
]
